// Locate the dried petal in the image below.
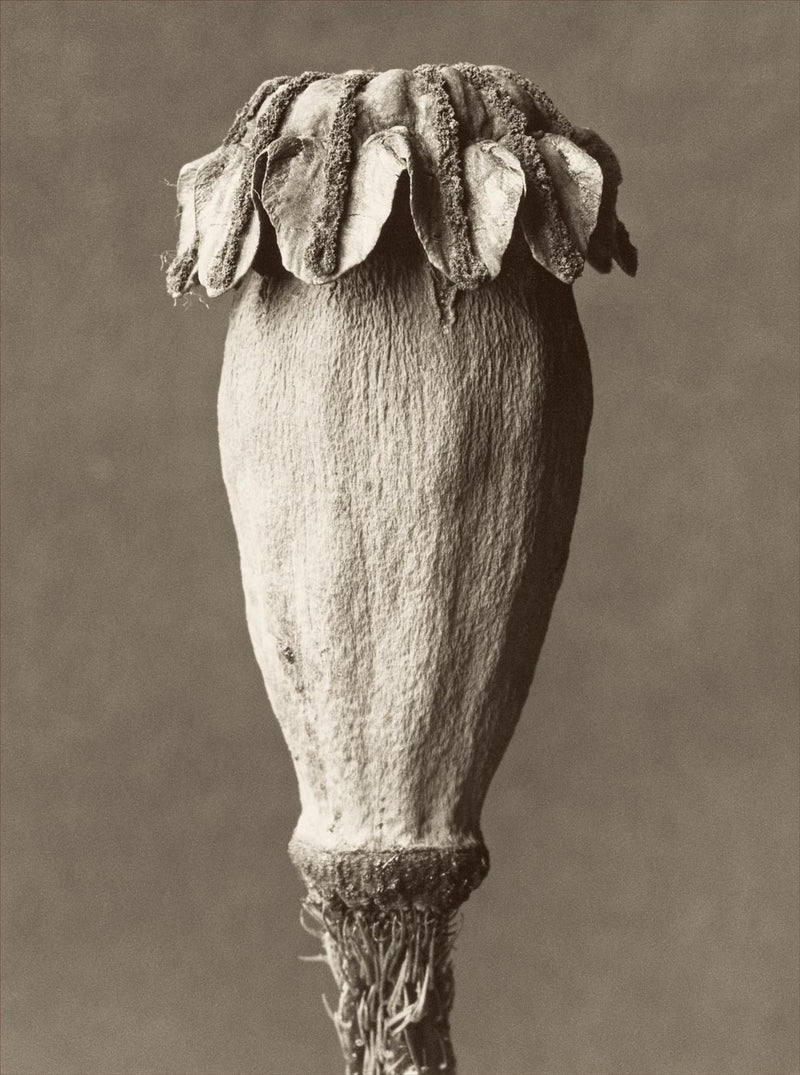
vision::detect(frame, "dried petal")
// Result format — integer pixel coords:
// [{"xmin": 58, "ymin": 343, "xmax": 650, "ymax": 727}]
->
[
  {"xmin": 259, "ymin": 136, "xmax": 328, "ymax": 283},
  {"xmin": 165, "ymin": 148, "xmax": 223, "ymax": 297},
  {"xmin": 336, "ymin": 128, "xmax": 414, "ymax": 278},
  {"xmin": 196, "ymin": 145, "xmax": 261, "ymax": 297},
  {"xmin": 518, "ymin": 139, "xmax": 585, "ymax": 284},
  {"xmin": 461, "ymin": 141, "xmax": 525, "ymax": 280},
  {"xmin": 537, "ymin": 134, "xmax": 602, "ymax": 255},
  {"xmin": 572, "ymin": 126, "xmax": 638, "ymax": 276},
  {"xmin": 410, "ymin": 65, "xmax": 488, "ymax": 289}
]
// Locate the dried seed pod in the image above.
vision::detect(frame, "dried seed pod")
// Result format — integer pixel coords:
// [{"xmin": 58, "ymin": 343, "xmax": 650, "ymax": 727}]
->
[{"xmin": 167, "ymin": 64, "xmax": 636, "ymax": 1075}]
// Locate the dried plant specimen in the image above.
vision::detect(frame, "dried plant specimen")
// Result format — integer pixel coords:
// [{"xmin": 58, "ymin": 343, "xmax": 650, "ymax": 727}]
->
[{"xmin": 166, "ymin": 64, "xmax": 636, "ymax": 1075}]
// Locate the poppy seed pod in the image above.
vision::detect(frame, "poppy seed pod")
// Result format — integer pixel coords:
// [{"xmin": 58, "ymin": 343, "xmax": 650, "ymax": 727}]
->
[{"xmin": 167, "ymin": 64, "xmax": 635, "ymax": 1075}]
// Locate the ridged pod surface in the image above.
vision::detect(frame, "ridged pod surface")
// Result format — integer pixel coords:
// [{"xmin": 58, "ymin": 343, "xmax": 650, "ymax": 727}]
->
[{"xmin": 167, "ymin": 64, "xmax": 635, "ymax": 1075}]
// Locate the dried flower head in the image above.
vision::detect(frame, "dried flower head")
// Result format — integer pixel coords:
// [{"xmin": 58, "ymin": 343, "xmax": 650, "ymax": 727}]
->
[
  {"xmin": 166, "ymin": 64, "xmax": 635, "ymax": 301},
  {"xmin": 166, "ymin": 64, "xmax": 636, "ymax": 1075}
]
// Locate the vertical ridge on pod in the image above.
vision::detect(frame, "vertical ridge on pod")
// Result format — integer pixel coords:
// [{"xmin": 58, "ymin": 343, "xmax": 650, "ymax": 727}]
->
[
  {"xmin": 489, "ymin": 64, "xmax": 575, "ymax": 137},
  {"xmin": 304, "ymin": 71, "xmax": 377, "ymax": 280},
  {"xmin": 455, "ymin": 62, "xmax": 530, "ymax": 140},
  {"xmin": 459, "ymin": 65, "xmax": 584, "ymax": 282},
  {"xmin": 414, "ymin": 64, "xmax": 489, "ymax": 290},
  {"xmin": 222, "ymin": 75, "xmax": 289, "ymax": 147},
  {"xmin": 248, "ymin": 71, "xmax": 330, "ymax": 158},
  {"xmin": 207, "ymin": 71, "xmax": 330, "ymax": 291}
]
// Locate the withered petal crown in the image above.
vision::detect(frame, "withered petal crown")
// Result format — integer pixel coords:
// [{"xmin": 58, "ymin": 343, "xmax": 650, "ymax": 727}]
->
[{"xmin": 166, "ymin": 64, "xmax": 637, "ymax": 298}]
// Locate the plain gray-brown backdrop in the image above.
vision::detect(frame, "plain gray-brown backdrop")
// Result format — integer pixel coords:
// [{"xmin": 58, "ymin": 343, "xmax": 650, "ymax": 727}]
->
[{"xmin": 2, "ymin": 2, "xmax": 798, "ymax": 1073}]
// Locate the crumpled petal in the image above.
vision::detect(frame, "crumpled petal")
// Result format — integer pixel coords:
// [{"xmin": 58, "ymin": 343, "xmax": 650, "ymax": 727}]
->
[
  {"xmin": 406, "ymin": 136, "xmax": 524, "ymax": 284},
  {"xmin": 406, "ymin": 67, "xmax": 488, "ymax": 289},
  {"xmin": 336, "ymin": 127, "xmax": 414, "ymax": 278},
  {"xmin": 537, "ymin": 135, "xmax": 602, "ymax": 255},
  {"xmin": 195, "ymin": 144, "xmax": 261, "ymax": 298},
  {"xmin": 521, "ymin": 202, "xmax": 582, "ymax": 284},
  {"xmin": 517, "ymin": 139, "xmax": 585, "ymax": 285},
  {"xmin": 165, "ymin": 148, "xmax": 223, "ymax": 297},
  {"xmin": 259, "ymin": 135, "xmax": 328, "ymax": 283},
  {"xmin": 461, "ymin": 141, "xmax": 525, "ymax": 279},
  {"xmin": 572, "ymin": 126, "xmax": 637, "ymax": 276}
]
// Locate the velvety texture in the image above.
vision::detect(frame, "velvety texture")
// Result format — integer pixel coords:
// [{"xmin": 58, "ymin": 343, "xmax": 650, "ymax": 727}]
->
[
  {"xmin": 1, "ymin": 3, "xmax": 798, "ymax": 1074},
  {"xmin": 219, "ymin": 221, "xmax": 591, "ymax": 862}
]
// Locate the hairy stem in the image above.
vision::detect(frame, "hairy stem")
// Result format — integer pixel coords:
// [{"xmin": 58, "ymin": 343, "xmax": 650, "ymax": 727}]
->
[{"xmin": 303, "ymin": 900, "xmax": 459, "ymax": 1075}]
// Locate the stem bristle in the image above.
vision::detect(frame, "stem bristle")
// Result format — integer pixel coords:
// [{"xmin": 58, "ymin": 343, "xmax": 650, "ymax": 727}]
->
[{"xmin": 302, "ymin": 899, "xmax": 459, "ymax": 1075}]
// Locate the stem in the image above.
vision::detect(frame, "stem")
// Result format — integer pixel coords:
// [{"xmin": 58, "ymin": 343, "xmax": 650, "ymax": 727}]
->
[{"xmin": 303, "ymin": 900, "xmax": 459, "ymax": 1075}]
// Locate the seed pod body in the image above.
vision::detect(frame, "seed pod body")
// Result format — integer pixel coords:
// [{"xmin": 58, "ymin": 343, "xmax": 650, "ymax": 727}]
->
[{"xmin": 219, "ymin": 218, "xmax": 592, "ymax": 905}]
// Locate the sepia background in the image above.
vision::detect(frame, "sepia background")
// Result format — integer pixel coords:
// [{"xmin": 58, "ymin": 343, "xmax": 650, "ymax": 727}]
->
[{"xmin": 2, "ymin": 2, "xmax": 798, "ymax": 1073}]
